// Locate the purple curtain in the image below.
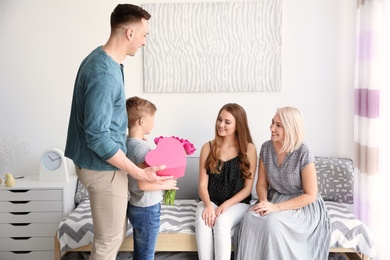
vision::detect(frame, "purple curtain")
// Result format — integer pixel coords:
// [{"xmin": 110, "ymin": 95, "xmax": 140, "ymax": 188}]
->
[{"xmin": 354, "ymin": 0, "xmax": 390, "ymax": 259}]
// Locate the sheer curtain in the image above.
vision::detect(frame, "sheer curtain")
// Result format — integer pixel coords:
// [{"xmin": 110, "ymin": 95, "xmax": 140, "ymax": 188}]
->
[{"xmin": 354, "ymin": 0, "xmax": 390, "ymax": 259}]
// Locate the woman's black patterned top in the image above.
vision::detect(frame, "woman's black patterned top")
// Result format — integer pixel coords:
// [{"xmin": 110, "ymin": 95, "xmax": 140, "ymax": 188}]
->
[{"xmin": 207, "ymin": 157, "xmax": 251, "ymax": 206}]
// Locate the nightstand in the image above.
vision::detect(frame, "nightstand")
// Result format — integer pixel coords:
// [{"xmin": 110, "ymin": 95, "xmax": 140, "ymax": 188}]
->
[{"xmin": 0, "ymin": 175, "xmax": 77, "ymax": 260}]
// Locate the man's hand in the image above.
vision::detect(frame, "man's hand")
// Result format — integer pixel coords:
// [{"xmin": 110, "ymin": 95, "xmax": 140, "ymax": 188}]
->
[
  {"xmin": 143, "ymin": 165, "xmax": 173, "ymax": 182},
  {"xmin": 107, "ymin": 150, "xmax": 174, "ymax": 182}
]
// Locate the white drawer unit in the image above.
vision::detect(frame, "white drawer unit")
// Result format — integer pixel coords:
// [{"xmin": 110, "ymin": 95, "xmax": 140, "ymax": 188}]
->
[{"xmin": 0, "ymin": 175, "xmax": 77, "ymax": 260}]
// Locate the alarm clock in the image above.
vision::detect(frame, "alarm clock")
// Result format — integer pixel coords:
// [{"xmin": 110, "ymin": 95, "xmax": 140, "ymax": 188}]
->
[{"xmin": 39, "ymin": 147, "xmax": 69, "ymax": 182}]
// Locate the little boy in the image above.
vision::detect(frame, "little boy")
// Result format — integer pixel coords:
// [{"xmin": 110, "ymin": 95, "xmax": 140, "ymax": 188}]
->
[{"xmin": 125, "ymin": 96, "xmax": 178, "ymax": 260}]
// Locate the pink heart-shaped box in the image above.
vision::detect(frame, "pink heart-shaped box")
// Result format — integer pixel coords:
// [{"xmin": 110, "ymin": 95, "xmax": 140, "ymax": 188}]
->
[{"xmin": 145, "ymin": 137, "xmax": 187, "ymax": 178}]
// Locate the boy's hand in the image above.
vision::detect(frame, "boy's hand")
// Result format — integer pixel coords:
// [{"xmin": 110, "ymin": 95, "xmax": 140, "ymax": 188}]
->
[{"xmin": 160, "ymin": 179, "xmax": 179, "ymax": 190}]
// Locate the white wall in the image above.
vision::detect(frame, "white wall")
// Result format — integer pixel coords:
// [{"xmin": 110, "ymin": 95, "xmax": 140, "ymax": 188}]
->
[{"xmin": 0, "ymin": 0, "xmax": 356, "ymax": 176}]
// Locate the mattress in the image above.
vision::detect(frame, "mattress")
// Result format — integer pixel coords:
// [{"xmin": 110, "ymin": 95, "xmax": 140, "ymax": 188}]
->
[
  {"xmin": 57, "ymin": 199, "xmax": 375, "ymax": 258},
  {"xmin": 57, "ymin": 199, "xmax": 197, "ymax": 251},
  {"xmin": 326, "ymin": 201, "xmax": 375, "ymax": 257}
]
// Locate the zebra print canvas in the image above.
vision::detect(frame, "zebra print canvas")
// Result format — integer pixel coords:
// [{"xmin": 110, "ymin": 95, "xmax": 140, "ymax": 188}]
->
[{"xmin": 142, "ymin": 1, "xmax": 282, "ymax": 93}]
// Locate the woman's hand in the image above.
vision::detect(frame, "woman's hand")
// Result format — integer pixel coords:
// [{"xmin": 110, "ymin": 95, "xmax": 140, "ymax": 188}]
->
[
  {"xmin": 250, "ymin": 200, "xmax": 279, "ymax": 216},
  {"xmin": 202, "ymin": 205, "xmax": 217, "ymax": 227},
  {"xmin": 215, "ymin": 201, "xmax": 231, "ymax": 217}
]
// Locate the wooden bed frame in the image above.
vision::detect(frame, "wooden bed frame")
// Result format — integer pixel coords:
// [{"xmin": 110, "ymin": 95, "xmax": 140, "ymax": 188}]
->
[{"xmin": 54, "ymin": 232, "xmax": 369, "ymax": 260}]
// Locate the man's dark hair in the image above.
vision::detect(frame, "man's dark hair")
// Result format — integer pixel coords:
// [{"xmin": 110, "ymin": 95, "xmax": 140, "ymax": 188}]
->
[{"xmin": 110, "ymin": 4, "xmax": 151, "ymax": 29}]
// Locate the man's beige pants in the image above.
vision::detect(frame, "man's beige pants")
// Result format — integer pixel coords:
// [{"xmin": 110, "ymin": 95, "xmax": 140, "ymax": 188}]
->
[{"xmin": 76, "ymin": 166, "xmax": 128, "ymax": 260}]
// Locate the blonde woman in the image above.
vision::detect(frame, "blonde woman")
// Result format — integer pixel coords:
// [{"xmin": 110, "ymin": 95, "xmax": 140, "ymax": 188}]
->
[{"xmin": 234, "ymin": 107, "xmax": 331, "ymax": 260}]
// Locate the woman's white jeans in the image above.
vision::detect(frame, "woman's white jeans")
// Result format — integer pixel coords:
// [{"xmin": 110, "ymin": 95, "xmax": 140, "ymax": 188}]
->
[{"xmin": 195, "ymin": 201, "xmax": 251, "ymax": 260}]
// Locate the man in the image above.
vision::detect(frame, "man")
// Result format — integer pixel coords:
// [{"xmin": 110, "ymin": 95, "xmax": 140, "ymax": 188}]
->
[{"xmin": 65, "ymin": 4, "xmax": 170, "ymax": 260}]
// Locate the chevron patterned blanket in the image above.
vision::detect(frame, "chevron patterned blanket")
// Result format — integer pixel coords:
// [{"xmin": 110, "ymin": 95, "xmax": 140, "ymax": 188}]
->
[
  {"xmin": 57, "ymin": 199, "xmax": 375, "ymax": 258},
  {"xmin": 326, "ymin": 201, "xmax": 375, "ymax": 258},
  {"xmin": 57, "ymin": 199, "xmax": 197, "ymax": 251},
  {"xmin": 57, "ymin": 157, "xmax": 375, "ymax": 258}
]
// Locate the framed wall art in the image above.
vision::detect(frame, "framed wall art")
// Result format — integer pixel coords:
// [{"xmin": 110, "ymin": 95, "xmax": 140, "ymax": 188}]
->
[{"xmin": 142, "ymin": 0, "xmax": 282, "ymax": 93}]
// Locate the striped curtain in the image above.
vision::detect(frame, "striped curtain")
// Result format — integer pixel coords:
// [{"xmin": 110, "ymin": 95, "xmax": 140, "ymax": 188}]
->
[{"xmin": 354, "ymin": 0, "xmax": 390, "ymax": 259}]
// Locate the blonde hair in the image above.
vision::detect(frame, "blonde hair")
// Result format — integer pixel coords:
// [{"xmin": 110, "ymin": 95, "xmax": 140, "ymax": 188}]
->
[{"xmin": 277, "ymin": 107, "xmax": 305, "ymax": 153}]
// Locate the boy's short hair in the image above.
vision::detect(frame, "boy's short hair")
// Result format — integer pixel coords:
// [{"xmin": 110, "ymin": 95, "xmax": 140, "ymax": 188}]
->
[{"xmin": 126, "ymin": 96, "xmax": 157, "ymax": 127}]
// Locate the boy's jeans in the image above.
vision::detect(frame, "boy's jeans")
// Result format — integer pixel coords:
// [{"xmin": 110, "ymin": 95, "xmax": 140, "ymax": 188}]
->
[{"xmin": 127, "ymin": 202, "xmax": 161, "ymax": 260}]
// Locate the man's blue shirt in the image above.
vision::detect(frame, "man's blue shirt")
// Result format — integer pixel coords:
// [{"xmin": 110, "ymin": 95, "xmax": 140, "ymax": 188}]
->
[{"xmin": 65, "ymin": 46, "xmax": 127, "ymax": 170}]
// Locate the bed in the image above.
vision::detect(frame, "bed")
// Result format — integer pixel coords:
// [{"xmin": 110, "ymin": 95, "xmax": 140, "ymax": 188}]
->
[{"xmin": 54, "ymin": 157, "xmax": 376, "ymax": 260}]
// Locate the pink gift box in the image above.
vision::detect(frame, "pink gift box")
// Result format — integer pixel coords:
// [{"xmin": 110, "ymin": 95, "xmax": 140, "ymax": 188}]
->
[{"xmin": 145, "ymin": 137, "xmax": 187, "ymax": 178}]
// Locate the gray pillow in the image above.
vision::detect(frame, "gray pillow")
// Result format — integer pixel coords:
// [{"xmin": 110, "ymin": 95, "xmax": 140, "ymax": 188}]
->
[
  {"xmin": 74, "ymin": 179, "xmax": 89, "ymax": 205},
  {"xmin": 315, "ymin": 156, "xmax": 354, "ymax": 204},
  {"xmin": 175, "ymin": 157, "xmax": 200, "ymax": 199}
]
